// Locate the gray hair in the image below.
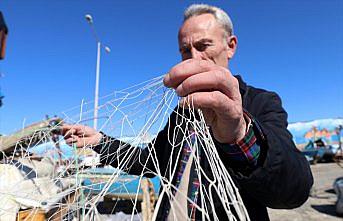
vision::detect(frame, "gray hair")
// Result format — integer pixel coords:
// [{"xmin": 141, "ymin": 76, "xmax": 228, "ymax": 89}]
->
[{"xmin": 184, "ymin": 4, "xmax": 234, "ymax": 37}]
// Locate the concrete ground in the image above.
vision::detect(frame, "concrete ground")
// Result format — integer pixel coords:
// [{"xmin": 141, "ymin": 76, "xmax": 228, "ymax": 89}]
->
[{"xmin": 268, "ymin": 162, "xmax": 343, "ymax": 221}]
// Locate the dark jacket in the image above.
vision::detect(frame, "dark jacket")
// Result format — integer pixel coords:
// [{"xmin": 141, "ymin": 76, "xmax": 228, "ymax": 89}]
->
[{"xmin": 93, "ymin": 76, "xmax": 313, "ymax": 221}]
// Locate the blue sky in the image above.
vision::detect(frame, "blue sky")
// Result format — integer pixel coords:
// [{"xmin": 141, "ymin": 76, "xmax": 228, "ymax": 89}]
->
[{"xmin": 0, "ymin": 0, "xmax": 342, "ymax": 134}]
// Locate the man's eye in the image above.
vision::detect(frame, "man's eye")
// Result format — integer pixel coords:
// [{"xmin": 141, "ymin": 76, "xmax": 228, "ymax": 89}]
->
[{"xmin": 195, "ymin": 43, "xmax": 210, "ymax": 52}]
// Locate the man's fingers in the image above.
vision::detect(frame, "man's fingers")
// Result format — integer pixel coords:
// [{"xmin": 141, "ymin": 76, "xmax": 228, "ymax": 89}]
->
[
  {"xmin": 65, "ymin": 135, "xmax": 88, "ymax": 148},
  {"xmin": 179, "ymin": 91, "xmax": 234, "ymax": 113},
  {"xmin": 164, "ymin": 59, "xmax": 215, "ymax": 88},
  {"xmin": 61, "ymin": 124, "xmax": 89, "ymax": 137},
  {"xmin": 61, "ymin": 125, "xmax": 76, "ymax": 136},
  {"xmin": 65, "ymin": 136, "xmax": 77, "ymax": 146},
  {"xmin": 63, "ymin": 128, "xmax": 78, "ymax": 139},
  {"xmin": 175, "ymin": 71, "xmax": 237, "ymax": 98},
  {"xmin": 60, "ymin": 124, "xmax": 73, "ymax": 132}
]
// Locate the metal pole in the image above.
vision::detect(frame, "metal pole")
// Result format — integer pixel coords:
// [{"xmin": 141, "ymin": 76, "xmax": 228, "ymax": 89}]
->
[
  {"xmin": 94, "ymin": 41, "xmax": 101, "ymax": 130},
  {"xmin": 339, "ymin": 125, "xmax": 342, "ymax": 158}
]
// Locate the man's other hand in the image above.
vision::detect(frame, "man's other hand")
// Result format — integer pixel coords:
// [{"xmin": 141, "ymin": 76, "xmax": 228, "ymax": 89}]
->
[
  {"xmin": 163, "ymin": 59, "xmax": 246, "ymax": 144},
  {"xmin": 60, "ymin": 124, "xmax": 103, "ymax": 148}
]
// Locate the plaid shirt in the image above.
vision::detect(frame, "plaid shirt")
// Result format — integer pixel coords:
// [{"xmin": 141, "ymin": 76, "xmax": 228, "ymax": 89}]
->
[{"xmin": 221, "ymin": 122, "xmax": 260, "ymax": 166}]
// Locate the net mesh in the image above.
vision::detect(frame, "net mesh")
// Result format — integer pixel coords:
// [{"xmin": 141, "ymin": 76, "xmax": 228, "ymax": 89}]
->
[{"xmin": 0, "ymin": 75, "xmax": 249, "ymax": 221}]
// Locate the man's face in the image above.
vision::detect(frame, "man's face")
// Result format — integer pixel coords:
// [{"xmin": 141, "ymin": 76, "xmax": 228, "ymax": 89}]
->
[{"xmin": 178, "ymin": 13, "xmax": 235, "ymax": 68}]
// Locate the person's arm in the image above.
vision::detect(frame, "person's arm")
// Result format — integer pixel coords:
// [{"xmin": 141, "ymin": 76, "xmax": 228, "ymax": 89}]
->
[
  {"xmin": 221, "ymin": 92, "xmax": 313, "ymax": 209},
  {"xmin": 61, "ymin": 110, "xmax": 177, "ymax": 178},
  {"xmin": 91, "ymin": 126, "xmax": 169, "ymax": 178}
]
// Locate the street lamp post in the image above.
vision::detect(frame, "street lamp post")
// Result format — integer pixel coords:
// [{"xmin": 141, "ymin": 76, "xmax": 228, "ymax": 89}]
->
[
  {"xmin": 85, "ymin": 14, "xmax": 110, "ymax": 130},
  {"xmin": 94, "ymin": 41, "xmax": 100, "ymax": 130}
]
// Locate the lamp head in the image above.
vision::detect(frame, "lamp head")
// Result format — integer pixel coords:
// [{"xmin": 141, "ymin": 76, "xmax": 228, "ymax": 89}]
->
[
  {"xmin": 104, "ymin": 46, "xmax": 111, "ymax": 53},
  {"xmin": 85, "ymin": 14, "xmax": 93, "ymax": 24}
]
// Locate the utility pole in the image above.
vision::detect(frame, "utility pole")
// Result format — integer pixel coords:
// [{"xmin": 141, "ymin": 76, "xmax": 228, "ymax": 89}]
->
[{"xmin": 85, "ymin": 14, "xmax": 110, "ymax": 130}]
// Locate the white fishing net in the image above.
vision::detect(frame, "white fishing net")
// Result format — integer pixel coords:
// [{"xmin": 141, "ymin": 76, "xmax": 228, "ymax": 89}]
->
[{"xmin": 0, "ymin": 75, "xmax": 249, "ymax": 221}]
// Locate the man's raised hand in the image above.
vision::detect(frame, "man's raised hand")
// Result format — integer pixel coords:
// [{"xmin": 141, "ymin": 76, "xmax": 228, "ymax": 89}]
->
[{"xmin": 164, "ymin": 59, "xmax": 246, "ymax": 144}]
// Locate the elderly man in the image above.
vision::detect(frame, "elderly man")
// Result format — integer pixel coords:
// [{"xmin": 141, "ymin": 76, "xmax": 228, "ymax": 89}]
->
[{"xmin": 62, "ymin": 4, "xmax": 313, "ymax": 221}]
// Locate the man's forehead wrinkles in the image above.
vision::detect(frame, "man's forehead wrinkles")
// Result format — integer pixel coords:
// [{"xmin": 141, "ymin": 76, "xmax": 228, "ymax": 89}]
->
[
  {"xmin": 201, "ymin": 19, "xmax": 215, "ymax": 31},
  {"xmin": 179, "ymin": 14, "xmax": 217, "ymax": 34}
]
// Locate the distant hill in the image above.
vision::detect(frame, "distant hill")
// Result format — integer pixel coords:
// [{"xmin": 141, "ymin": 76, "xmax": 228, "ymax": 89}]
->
[{"xmin": 288, "ymin": 118, "xmax": 343, "ymax": 148}]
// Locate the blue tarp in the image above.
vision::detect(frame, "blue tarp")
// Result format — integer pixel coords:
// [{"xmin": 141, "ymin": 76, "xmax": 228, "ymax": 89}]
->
[{"xmin": 83, "ymin": 175, "xmax": 160, "ymax": 195}]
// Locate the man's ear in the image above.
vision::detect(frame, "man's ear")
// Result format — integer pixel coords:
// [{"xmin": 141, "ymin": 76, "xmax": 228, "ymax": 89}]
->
[{"xmin": 226, "ymin": 35, "xmax": 237, "ymax": 60}]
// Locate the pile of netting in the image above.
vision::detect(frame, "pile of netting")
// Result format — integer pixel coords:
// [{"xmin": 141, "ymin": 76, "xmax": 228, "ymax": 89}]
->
[{"xmin": 0, "ymin": 76, "xmax": 249, "ymax": 221}]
